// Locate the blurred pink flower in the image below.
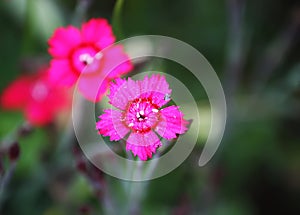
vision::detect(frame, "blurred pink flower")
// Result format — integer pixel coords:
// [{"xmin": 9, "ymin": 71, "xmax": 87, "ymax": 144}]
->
[
  {"xmin": 1, "ymin": 68, "xmax": 70, "ymax": 126},
  {"xmin": 48, "ymin": 18, "xmax": 133, "ymax": 102},
  {"xmin": 96, "ymin": 75, "xmax": 189, "ymax": 161}
]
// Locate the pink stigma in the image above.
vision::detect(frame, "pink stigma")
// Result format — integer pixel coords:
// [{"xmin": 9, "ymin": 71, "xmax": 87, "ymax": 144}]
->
[{"xmin": 125, "ymin": 98, "xmax": 160, "ymax": 133}]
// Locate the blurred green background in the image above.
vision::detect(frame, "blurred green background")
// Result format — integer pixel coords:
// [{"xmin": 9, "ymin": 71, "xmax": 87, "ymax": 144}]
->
[{"xmin": 0, "ymin": 0, "xmax": 300, "ymax": 214}]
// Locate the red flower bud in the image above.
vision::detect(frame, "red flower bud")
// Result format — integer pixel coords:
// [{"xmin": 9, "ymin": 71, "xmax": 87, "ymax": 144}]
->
[{"xmin": 8, "ymin": 142, "xmax": 20, "ymax": 162}]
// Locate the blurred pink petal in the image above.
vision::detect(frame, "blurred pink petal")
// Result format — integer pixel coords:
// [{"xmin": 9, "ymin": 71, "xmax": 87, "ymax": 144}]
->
[
  {"xmin": 48, "ymin": 18, "xmax": 132, "ymax": 102},
  {"xmin": 25, "ymin": 102, "xmax": 53, "ymax": 126},
  {"xmin": 1, "ymin": 76, "xmax": 31, "ymax": 109},
  {"xmin": 49, "ymin": 59, "xmax": 78, "ymax": 87},
  {"xmin": 1, "ymin": 68, "xmax": 71, "ymax": 126},
  {"xmin": 103, "ymin": 45, "xmax": 133, "ymax": 79},
  {"xmin": 81, "ymin": 18, "xmax": 115, "ymax": 49},
  {"xmin": 78, "ymin": 45, "xmax": 133, "ymax": 102},
  {"xmin": 48, "ymin": 26, "xmax": 81, "ymax": 58}
]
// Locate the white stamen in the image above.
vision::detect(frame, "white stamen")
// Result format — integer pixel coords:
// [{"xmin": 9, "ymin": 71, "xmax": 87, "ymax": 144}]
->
[
  {"xmin": 79, "ymin": 53, "xmax": 94, "ymax": 64},
  {"xmin": 164, "ymin": 94, "xmax": 171, "ymax": 101},
  {"xmin": 95, "ymin": 52, "xmax": 103, "ymax": 60},
  {"xmin": 31, "ymin": 82, "xmax": 48, "ymax": 101},
  {"xmin": 152, "ymin": 109, "xmax": 159, "ymax": 113},
  {"xmin": 120, "ymin": 117, "xmax": 126, "ymax": 121},
  {"xmin": 128, "ymin": 122, "xmax": 134, "ymax": 127},
  {"xmin": 139, "ymin": 110, "xmax": 144, "ymax": 115}
]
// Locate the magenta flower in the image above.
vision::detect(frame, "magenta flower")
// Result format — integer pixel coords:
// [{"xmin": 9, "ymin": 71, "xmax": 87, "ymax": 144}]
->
[
  {"xmin": 48, "ymin": 18, "xmax": 133, "ymax": 101},
  {"xmin": 1, "ymin": 68, "xmax": 70, "ymax": 126},
  {"xmin": 96, "ymin": 75, "xmax": 189, "ymax": 161}
]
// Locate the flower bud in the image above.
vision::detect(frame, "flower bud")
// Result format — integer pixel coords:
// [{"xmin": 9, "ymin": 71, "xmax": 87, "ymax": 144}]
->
[{"xmin": 8, "ymin": 141, "xmax": 20, "ymax": 162}]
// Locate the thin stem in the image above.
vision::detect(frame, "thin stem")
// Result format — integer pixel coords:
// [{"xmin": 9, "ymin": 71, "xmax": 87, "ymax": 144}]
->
[
  {"xmin": 21, "ymin": 0, "xmax": 34, "ymax": 55},
  {"xmin": 224, "ymin": 0, "xmax": 247, "ymax": 101},
  {"xmin": 125, "ymin": 157, "xmax": 160, "ymax": 215},
  {"xmin": 250, "ymin": 22, "xmax": 299, "ymax": 93},
  {"xmin": 72, "ymin": 0, "xmax": 93, "ymax": 26},
  {"xmin": 0, "ymin": 162, "xmax": 16, "ymax": 212},
  {"xmin": 245, "ymin": 10, "xmax": 300, "ymax": 114},
  {"xmin": 112, "ymin": 0, "xmax": 125, "ymax": 39},
  {"xmin": 101, "ymin": 182, "xmax": 116, "ymax": 215}
]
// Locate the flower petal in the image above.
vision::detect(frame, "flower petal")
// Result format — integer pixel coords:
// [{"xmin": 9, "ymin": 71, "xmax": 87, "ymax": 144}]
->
[
  {"xmin": 126, "ymin": 131, "xmax": 162, "ymax": 160},
  {"xmin": 25, "ymin": 102, "xmax": 53, "ymax": 126},
  {"xmin": 108, "ymin": 75, "xmax": 170, "ymax": 111},
  {"xmin": 78, "ymin": 45, "xmax": 133, "ymax": 102},
  {"xmin": 108, "ymin": 77, "xmax": 140, "ymax": 110},
  {"xmin": 96, "ymin": 109, "xmax": 130, "ymax": 141},
  {"xmin": 49, "ymin": 59, "xmax": 78, "ymax": 87},
  {"xmin": 1, "ymin": 76, "xmax": 31, "ymax": 109},
  {"xmin": 107, "ymin": 78, "xmax": 126, "ymax": 102},
  {"xmin": 78, "ymin": 78, "xmax": 109, "ymax": 102},
  {"xmin": 48, "ymin": 26, "xmax": 81, "ymax": 58},
  {"xmin": 155, "ymin": 106, "xmax": 189, "ymax": 139},
  {"xmin": 103, "ymin": 45, "xmax": 133, "ymax": 79},
  {"xmin": 81, "ymin": 18, "xmax": 115, "ymax": 49},
  {"xmin": 139, "ymin": 75, "xmax": 172, "ymax": 107}
]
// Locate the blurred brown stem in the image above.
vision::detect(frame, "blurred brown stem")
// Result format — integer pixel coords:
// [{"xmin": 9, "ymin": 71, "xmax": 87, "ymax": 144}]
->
[
  {"xmin": 250, "ymin": 16, "xmax": 300, "ymax": 93},
  {"xmin": 72, "ymin": 0, "xmax": 93, "ymax": 26},
  {"xmin": 224, "ymin": 0, "xmax": 247, "ymax": 101},
  {"xmin": 0, "ymin": 162, "xmax": 16, "ymax": 212}
]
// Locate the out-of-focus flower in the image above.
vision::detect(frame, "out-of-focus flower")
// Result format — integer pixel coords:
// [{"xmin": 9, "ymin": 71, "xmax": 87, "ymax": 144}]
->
[
  {"xmin": 48, "ymin": 18, "xmax": 133, "ymax": 102},
  {"xmin": 1, "ymin": 68, "xmax": 70, "ymax": 126},
  {"xmin": 96, "ymin": 75, "xmax": 189, "ymax": 160}
]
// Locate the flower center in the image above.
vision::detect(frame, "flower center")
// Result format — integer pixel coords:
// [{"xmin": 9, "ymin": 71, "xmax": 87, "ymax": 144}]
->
[
  {"xmin": 125, "ymin": 98, "xmax": 160, "ymax": 133},
  {"xmin": 31, "ymin": 82, "xmax": 49, "ymax": 102},
  {"xmin": 71, "ymin": 46, "xmax": 100, "ymax": 75}
]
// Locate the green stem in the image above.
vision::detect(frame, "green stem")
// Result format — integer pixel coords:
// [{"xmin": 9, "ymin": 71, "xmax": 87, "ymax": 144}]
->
[
  {"xmin": 21, "ymin": 0, "xmax": 35, "ymax": 55},
  {"xmin": 72, "ymin": 0, "xmax": 92, "ymax": 26},
  {"xmin": 112, "ymin": 0, "xmax": 125, "ymax": 39}
]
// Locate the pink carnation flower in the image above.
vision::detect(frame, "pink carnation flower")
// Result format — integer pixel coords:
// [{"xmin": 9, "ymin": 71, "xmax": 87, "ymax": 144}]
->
[
  {"xmin": 96, "ymin": 75, "xmax": 189, "ymax": 161},
  {"xmin": 48, "ymin": 18, "xmax": 133, "ymax": 101},
  {"xmin": 1, "ymin": 68, "xmax": 70, "ymax": 126}
]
